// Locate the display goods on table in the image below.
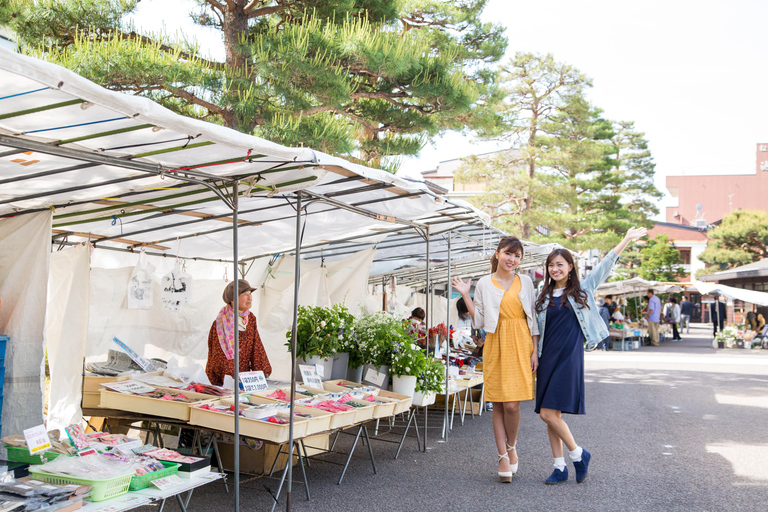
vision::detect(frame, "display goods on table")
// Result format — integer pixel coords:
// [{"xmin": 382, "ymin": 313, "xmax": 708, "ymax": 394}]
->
[
  {"xmin": 188, "ymin": 399, "xmax": 310, "ymax": 444},
  {"xmin": 238, "ymin": 395, "xmax": 333, "ymax": 436},
  {"xmin": 253, "ymin": 388, "xmax": 359, "ymax": 430},
  {"xmin": 324, "ymin": 379, "xmax": 413, "ymax": 415},
  {"xmin": 98, "ymin": 383, "xmax": 218, "ymax": 421},
  {"xmin": 289, "ymin": 386, "xmax": 377, "ymax": 424}
]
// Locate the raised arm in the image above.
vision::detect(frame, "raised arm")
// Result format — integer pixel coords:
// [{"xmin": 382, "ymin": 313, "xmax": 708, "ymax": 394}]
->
[
  {"xmin": 612, "ymin": 227, "xmax": 647, "ymax": 256},
  {"xmin": 450, "ymin": 276, "xmax": 474, "ymax": 318}
]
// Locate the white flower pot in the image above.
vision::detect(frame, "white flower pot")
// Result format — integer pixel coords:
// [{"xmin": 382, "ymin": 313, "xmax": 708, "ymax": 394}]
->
[
  {"xmin": 412, "ymin": 391, "xmax": 436, "ymax": 407},
  {"xmin": 391, "ymin": 375, "xmax": 417, "ymax": 397},
  {"xmin": 362, "ymin": 364, "xmax": 389, "ymax": 387},
  {"xmin": 297, "ymin": 355, "xmax": 334, "ymax": 381}
]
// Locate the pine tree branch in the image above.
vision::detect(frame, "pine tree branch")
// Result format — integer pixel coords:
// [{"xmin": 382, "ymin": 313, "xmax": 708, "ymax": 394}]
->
[
  {"xmin": 113, "ymin": 30, "xmax": 228, "ymax": 72},
  {"xmin": 165, "ymin": 85, "xmax": 229, "ymax": 118},
  {"xmin": 203, "ymin": 0, "xmax": 226, "ymax": 12},
  {"xmin": 246, "ymin": 4, "xmax": 287, "ymax": 18}
]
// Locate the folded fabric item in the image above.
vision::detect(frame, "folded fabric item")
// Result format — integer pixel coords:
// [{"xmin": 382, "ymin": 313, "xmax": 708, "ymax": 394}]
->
[{"xmin": 86, "ymin": 350, "xmax": 144, "ymax": 376}]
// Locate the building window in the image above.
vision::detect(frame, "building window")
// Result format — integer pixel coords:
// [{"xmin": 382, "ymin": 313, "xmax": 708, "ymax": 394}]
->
[{"xmin": 679, "ymin": 249, "xmax": 691, "ymax": 265}]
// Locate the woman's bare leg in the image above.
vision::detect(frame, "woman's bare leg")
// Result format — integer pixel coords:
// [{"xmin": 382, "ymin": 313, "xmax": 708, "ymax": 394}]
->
[{"xmin": 540, "ymin": 408, "xmax": 577, "ymax": 456}]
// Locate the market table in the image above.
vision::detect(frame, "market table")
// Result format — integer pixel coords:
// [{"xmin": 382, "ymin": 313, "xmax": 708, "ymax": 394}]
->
[{"xmin": 77, "ymin": 471, "xmax": 225, "ymax": 512}]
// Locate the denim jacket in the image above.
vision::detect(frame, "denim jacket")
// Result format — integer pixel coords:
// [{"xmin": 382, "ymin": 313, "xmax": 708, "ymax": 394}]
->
[{"xmin": 536, "ymin": 250, "xmax": 619, "ymax": 356}]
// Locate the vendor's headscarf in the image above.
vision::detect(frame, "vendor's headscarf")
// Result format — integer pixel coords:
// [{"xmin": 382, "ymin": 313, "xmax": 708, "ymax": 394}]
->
[{"xmin": 214, "ymin": 304, "xmax": 250, "ymax": 360}]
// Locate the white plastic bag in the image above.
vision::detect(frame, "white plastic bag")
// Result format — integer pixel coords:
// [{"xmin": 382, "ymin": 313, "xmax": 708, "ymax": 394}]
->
[
  {"xmin": 161, "ymin": 261, "xmax": 192, "ymax": 312},
  {"xmin": 126, "ymin": 252, "xmax": 155, "ymax": 309}
]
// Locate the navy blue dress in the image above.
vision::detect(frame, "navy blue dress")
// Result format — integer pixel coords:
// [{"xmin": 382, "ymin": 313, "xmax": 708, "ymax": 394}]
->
[{"xmin": 534, "ymin": 295, "xmax": 586, "ymax": 415}]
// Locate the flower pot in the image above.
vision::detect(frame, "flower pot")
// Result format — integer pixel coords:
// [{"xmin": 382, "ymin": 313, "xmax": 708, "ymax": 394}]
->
[
  {"xmin": 331, "ymin": 352, "xmax": 349, "ymax": 380},
  {"xmin": 297, "ymin": 355, "xmax": 334, "ymax": 381},
  {"xmin": 391, "ymin": 375, "xmax": 417, "ymax": 397},
  {"xmin": 362, "ymin": 364, "xmax": 389, "ymax": 387},
  {"xmin": 346, "ymin": 365, "xmax": 363, "ymax": 383},
  {"xmin": 412, "ymin": 391, "xmax": 436, "ymax": 407},
  {"xmin": 717, "ymin": 341, "xmax": 725, "ymax": 349}
]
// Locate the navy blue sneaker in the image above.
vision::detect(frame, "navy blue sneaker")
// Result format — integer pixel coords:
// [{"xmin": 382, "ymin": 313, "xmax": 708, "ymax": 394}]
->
[
  {"xmin": 545, "ymin": 467, "xmax": 568, "ymax": 485},
  {"xmin": 573, "ymin": 449, "xmax": 591, "ymax": 483}
]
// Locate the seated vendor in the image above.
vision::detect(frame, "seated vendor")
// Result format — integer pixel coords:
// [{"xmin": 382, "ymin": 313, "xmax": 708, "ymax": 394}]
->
[{"xmin": 206, "ymin": 279, "xmax": 272, "ymax": 386}]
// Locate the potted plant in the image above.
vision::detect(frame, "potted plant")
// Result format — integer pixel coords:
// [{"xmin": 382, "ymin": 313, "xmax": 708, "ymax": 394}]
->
[
  {"xmin": 390, "ymin": 335, "xmax": 427, "ymax": 397},
  {"xmin": 413, "ymin": 357, "xmax": 446, "ymax": 406},
  {"xmin": 286, "ymin": 305, "xmax": 343, "ymax": 379},
  {"xmin": 714, "ymin": 326, "xmax": 739, "ymax": 349},
  {"xmin": 355, "ymin": 311, "xmax": 400, "ymax": 386}
]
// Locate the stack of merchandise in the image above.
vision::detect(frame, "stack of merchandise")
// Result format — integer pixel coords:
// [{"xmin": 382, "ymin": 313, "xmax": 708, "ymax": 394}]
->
[
  {"xmin": 137, "ymin": 448, "xmax": 210, "ymax": 479},
  {"xmin": 0, "ymin": 479, "xmax": 90, "ymax": 512}
]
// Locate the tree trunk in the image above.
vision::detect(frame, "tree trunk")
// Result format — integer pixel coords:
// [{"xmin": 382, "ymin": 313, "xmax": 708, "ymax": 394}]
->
[{"xmin": 221, "ymin": 1, "xmax": 250, "ymax": 130}]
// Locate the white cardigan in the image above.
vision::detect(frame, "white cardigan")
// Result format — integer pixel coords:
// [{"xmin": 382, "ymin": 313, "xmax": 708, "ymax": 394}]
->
[{"xmin": 472, "ymin": 274, "xmax": 539, "ymax": 336}]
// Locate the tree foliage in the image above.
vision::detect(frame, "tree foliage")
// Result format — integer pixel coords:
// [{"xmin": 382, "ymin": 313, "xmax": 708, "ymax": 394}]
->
[
  {"xmin": 634, "ymin": 234, "xmax": 686, "ymax": 281},
  {"xmin": 699, "ymin": 210, "xmax": 768, "ymax": 270},
  {"xmin": 454, "ymin": 53, "xmax": 660, "ymax": 250},
  {"xmin": 1, "ymin": 0, "xmax": 506, "ymax": 168}
]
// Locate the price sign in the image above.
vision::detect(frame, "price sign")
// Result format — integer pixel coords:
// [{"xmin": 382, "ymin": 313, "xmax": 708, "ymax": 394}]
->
[
  {"xmin": 299, "ymin": 364, "xmax": 324, "ymax": 390},
  {"xmin": 23, "ymin": 425, "xmax": 51, "ymax": 455},
  {"xmin": 112, "ymin": 336, "xmax": 153, "ymax": 371},
  {"xmin": 239, "ymin": 371, "xmax": 268, "ymax": 393},
  {"xmin": 363, "ymin": 368, "xmax": 386, "ymax": 387},
  {"xmin": 314, "ymin": 363, "xmax": 325, "ymax": 378},
  {"xmin": 102, "ymin": 380, "xmax": 156, "ymax": 395},
  {"xmin": 151, "ymin": 475, "xmax": 185, "ymax": 490}
]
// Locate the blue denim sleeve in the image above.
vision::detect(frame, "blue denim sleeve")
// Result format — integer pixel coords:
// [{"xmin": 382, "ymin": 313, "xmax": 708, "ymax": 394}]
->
[{"xmin": 582, "ymin": 251, "xmax": 619, "ymax": 292}]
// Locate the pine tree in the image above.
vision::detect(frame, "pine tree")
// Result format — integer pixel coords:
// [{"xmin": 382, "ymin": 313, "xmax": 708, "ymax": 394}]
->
[
  {"xmin": 1, "ymin": 0, "xmax": 506, "ymax": 168},
  {"xmin": 699, "ymin": 210, "xmax": 768, "ymax": 270}
]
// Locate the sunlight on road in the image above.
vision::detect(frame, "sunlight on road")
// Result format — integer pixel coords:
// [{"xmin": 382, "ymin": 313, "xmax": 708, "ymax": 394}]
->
[
  {"xmin": 706, "ymin": 443, "xmax": 768, "ymax": 482},
  {"xmin": 714, "ymin": 394, "xmax": 768, "ymax": 409}
]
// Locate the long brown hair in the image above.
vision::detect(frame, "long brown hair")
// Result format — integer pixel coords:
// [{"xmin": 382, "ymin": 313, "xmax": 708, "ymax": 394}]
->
[
  {"xmin": 491, "ymin": 236, "xmax": 524, "ymax": 273},
  {"xmin": 535, "ymin": 249, "xmax": 590, "ymax": 312}
]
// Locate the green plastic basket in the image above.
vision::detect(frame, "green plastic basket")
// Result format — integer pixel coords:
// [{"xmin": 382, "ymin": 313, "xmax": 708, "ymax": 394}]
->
[
  {"xmin": 28, "ymin": 468, "xmax": 132, "ymax": 502},
  {"xmin": 5, "ymin": 446, "xmax": 67, "ymax": 465},
  {"xmin": 128, "ymin": 461, "xmax": 180, "ymax": 491}
]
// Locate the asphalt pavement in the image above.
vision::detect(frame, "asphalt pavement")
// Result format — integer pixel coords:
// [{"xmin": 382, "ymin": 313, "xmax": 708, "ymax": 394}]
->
[{"xmin": 134, "ymin": 324, "xmax": 768, "ymax": 512}]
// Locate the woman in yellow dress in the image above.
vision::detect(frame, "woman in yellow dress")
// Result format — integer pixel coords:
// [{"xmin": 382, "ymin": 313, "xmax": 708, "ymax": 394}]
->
[{"xmin": 452, "ymin": 236, "xmax": 539, "ymax": 483}]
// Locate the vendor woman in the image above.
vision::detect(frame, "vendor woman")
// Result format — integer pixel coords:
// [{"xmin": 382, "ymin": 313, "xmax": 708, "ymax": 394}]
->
[{"xmin": 206, "ymin": 279, "xmax": 272, "ymax": 386}]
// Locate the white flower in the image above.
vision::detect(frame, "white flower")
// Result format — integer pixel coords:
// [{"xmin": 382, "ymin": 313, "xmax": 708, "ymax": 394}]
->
[
  {"xmin": 405, "ymin": 367, "xmax": 410, "ymax": 373},
  {"xmin": 320, "ymin": 320, "xmax": 327, "ymax": 328}
]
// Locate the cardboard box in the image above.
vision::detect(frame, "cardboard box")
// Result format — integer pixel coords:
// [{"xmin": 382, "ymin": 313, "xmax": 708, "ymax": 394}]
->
[
  {"xmin": 81, "ymin": 391, "xmax": 101, "ymax": 409},
  {"xmin": 461, "ymin": 388, "xmax": 484, "ymax": 415},
  {"xmin": 217, "ymin": 434, "xmax": 329, "ymax": 475}
]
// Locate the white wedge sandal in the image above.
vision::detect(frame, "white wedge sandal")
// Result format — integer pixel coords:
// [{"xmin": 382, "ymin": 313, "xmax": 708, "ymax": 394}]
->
[
  {"xmin": 507, "ymin": 443, "xmax": 518, "ymax": 475},
  {"xmin": 497, "ymin": 452, "xmax": 512, "ymax": 483}
]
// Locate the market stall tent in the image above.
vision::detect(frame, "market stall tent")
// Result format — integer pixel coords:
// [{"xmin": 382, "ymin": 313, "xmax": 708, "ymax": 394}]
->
[{"xmin": 0, "ymin": 47, "xmax": 509, "ymax": 509}]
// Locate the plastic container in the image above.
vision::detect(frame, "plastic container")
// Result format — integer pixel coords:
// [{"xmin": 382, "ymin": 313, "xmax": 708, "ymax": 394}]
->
[
  {"xmin": 128, "ymin": 461, "xmax": 180, "ymax": 491},
  {"xmin": 6, "ymin": 446, "xmax": 68, "ymax": 465},
  {"xmin": 28, "ymin": 469, "xmax": 132, "ymax": 502}
]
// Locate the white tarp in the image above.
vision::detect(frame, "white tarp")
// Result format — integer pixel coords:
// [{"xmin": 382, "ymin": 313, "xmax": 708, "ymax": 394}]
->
[
  {"xmin": 45, "ymin": 244, "xmax": 90, "ymax": 432},
  {"xmin": 595, "ymin": 277, "xmax": 683, "ymax": 298},
  {"xmin": 695, "ymin": 282, "xmax": 768, "ymax": 307},
  {"xmin": 0, "ymin": 211, "xmax": 52, "ymax": 437}
]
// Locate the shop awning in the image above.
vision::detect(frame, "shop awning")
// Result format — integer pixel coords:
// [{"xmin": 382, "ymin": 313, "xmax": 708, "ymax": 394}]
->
[
  {"xmin": 595, "ymin": 277, "xmax": 684, "ymax": 298},
  {"xmin": 694, "ymin": 282, "xmax": 768, "ymax": 306}
]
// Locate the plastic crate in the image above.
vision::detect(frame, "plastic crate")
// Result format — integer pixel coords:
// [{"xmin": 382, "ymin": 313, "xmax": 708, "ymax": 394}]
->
[
  {"xmin": 128, "ymin": 461, "xmax": 180, "ymax": 491},
  {"xmin": 0, "ymin": 335, "xmax": 8, "ymax": 359},
  {"xmin": 28, "ymin": 469, "xmax": 132, "ymax": 502},
  {"xmin": 5, "ymin": 446, "xmax": 68, "ymax": 465}
]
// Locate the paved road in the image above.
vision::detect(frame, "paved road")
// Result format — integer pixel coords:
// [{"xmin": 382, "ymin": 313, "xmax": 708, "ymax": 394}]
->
[{"xmin": 138, "ymin": 324, "xmax": 768, "ymax": 511}]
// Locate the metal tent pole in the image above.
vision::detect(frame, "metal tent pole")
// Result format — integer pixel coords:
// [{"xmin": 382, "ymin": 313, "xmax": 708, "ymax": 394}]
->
[
  {"xmin": 444, "ymin": 232, "xmax": 451, "ymax": 440},
  {"xmin": 232, "ymin": 180, "xmax": 240, "ymax": 512},
  {"xmin": 286, "ymin": 191, "xmax": 303, "ymax": 511},
  {"xmin": 423, "ymin": 225, "xmax": 430, "ymax": 453}
]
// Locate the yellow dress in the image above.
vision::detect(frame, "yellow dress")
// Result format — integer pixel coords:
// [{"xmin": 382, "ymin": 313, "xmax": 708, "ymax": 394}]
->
[{"xmin": 483, "ymin": 276, "xmax": 535, "ymax": 402}]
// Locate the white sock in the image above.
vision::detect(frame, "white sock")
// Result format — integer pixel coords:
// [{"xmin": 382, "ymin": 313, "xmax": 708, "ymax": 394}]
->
[
  {"xmin": 569, "ymin": 446, "xmax": 583, "ymax": 462},
  {"xmin": 553, "ymin": 457, "xmax": 566, "ymax": 471}
]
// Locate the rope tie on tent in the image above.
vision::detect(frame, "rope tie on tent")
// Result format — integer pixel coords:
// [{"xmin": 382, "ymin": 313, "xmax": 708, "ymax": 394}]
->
[
  {"xmin": 99, "ymin": 134, "xmax": 198, "ymax": 152},
  {"xmin": 111, "ymin": 214, "xmax": 123, "ymax": 235}
]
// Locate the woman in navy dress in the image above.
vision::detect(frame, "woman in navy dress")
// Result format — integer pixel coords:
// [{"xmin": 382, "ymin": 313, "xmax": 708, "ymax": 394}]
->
[{"xmin": 534, "ymin": 227, "xmax": 646, "ymax": 485}]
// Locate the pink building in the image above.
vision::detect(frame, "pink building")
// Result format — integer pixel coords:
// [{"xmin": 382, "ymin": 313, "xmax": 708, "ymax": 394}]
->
[{"xmin": 665, "ymin": 143, "xmax": 768, "ymax": 225}]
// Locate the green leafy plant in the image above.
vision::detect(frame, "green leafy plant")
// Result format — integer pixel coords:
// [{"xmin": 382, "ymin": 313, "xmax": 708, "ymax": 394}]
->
[
  {"xmin": 389, "ymin": 337, "xmax": 427, "ymax": 377},
  {"xmin": 354, "ymin": 311, "xmax": 409, "ymax": 368},
  {"xmin": 416, "ymin": 357, "xmax": 446, "ymax": 393},
  {"xmin": 286, "ymin": 304, "xmax": 353, "ymax": 360}
]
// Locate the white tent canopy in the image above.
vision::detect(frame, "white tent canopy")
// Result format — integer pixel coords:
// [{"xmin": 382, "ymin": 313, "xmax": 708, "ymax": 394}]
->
[
  {"xmin": 694, "ymin": 282, "xmax": 768, "ymax": 307},
  {"xmin": 595, "ymin": 277, "xmax": 684, "ymax": 298}
]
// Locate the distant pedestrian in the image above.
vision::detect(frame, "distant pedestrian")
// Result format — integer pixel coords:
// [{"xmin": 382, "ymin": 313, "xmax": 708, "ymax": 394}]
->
[
  {"xmin": 680, "ymin": 297, "xmax": 693, "ymax": 334},
  {"xmin": 710, "ymin": 298, "xmax": 727, "ymax": 336},
  {"xmin": 534, "ymin": 227, "xmax": 646, "ymax": 485},
  {"xmin": 664, "ymin": 297, "xmax": 682, "ymax": 340},
  {"xmin": 646, "ymin": 290, "xmax": 662, "ymax": 346},
  {"xmin": 598, "ymin": 296, "xmax": 613, "ymax": 350}
]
